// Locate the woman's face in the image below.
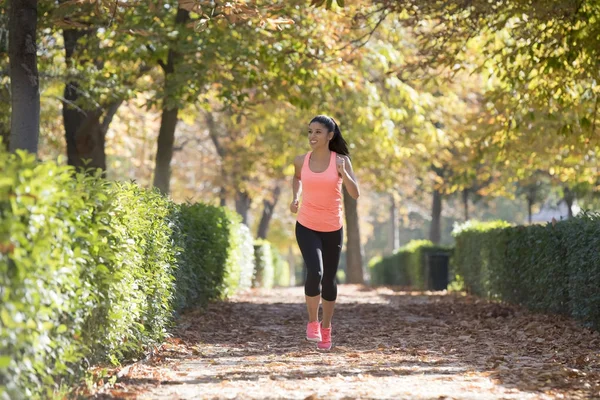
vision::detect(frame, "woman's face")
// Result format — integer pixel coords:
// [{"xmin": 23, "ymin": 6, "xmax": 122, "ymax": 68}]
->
[{"xmin": 308, "ymin": 122, "xmax": 333, "ymax": 149}]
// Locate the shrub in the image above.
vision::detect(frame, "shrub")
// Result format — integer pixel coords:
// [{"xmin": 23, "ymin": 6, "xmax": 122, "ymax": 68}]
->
[
  {"xmin": 452, "ymin": 214, "xmax": 600, "ymax": 330},
  {"xmin": 92, "ymin": 182, "xmax": 179, "ymax": 364},
  {"xmin": 253, "ymin": 239, "xmax": 274, "ymax": 288},
  {"xmin": 452, "ymin": 220, "xmax": 512, "ymax": 297},
  {"xmin": 223, "ymin": 215, "xmax": 254, "ymax": 295},
  {"xmin": 175, "ymin": 204, "xmax": 254, "ymax": 308},
  {"xmin": 272, "ymin": 246, "xmax": 290, "ymax": 287},
  {"xmin": 1, "ymin": 152, "xmax": 107, "ymax": 399},
  {"xmin": 369, "ymin": 239, "xmax": 453, "ymax": 289},
  {"xmin": 565, "ymin": 213, "xmax": 600, "ymax": 328},
  {"xmin": 0, "ymin": 150, "xmax": 256, "ymax": 399}
]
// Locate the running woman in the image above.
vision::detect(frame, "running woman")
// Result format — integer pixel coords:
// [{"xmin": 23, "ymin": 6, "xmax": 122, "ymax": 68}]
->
[{"xmin": 290, "ymin": 115, "xmax": 360, "ymax": 350}]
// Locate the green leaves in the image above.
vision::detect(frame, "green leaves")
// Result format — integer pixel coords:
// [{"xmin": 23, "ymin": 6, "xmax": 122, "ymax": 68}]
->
[
  {"xmin": 0, "ymin": 356, "xmax": 10, "ymax": 369},
  {"xmin": 370, "ymin": 240, "xmax": 452, "ymax": 288},
  {"xmin": 311, "ymin": 0, "xmax": 345, "ymax": 8},
  {"xmin": 0, "ymin": 147, "xmax": 257, "ymax": 398},
  {"xmin": 453, "ymin": 213, "xmax": 600, "ymax": 329},
  {"xmin": 253, "ymin": 240, "xmax": 274, "ymax": 289},
  {"xmin": 174, "ymin": 203, "xmax": 255, "ymax": 309}
]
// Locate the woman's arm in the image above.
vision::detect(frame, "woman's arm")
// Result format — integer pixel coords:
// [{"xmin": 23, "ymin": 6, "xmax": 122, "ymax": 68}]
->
[
  {"xmin": 337, "ymin": 155, "xmax": 360, "ymax": 200},
  {"xmin": 290, "ymin": 155, "xmax": 304, "ymax": 213}
]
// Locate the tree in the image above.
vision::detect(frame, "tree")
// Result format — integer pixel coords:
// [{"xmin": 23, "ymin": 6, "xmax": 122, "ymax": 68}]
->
[
  {"xmin": 516, "ymin": 171, "xmax": 551, "ymax": 224},
  {"xmin": 152, "ymin": 5, "xmax": 190, "ymax": 194},
  {"xmin": 343, "ymin": 187, "xmax": 365, "ymax": 283},
  {"xmin": 322, "ymin": 1, "xmax": 598, "ymax": 211},
  {"xmin": 145, "ymin": 0, "xmax": 328, "ymax": 194},
  {"xmin": 8, "ymin": 0, "xmax": 39, "ymax": 154}
]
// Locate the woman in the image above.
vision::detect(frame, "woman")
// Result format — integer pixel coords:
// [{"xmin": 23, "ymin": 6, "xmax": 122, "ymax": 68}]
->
[{"xmin": 290, "ymin": 115, "xmax": 360, "ymax": 350}]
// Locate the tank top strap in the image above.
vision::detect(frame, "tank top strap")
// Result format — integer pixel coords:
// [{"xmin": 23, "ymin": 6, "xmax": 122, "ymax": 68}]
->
[{"xmin": 304, "ymin": 152, "xmax": 312, "ymax": 168}]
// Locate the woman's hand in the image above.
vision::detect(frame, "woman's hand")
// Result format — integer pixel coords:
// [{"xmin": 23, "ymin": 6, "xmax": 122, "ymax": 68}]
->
[
  {"xmin": 290, "ymin": 199, "xmax": 299, "ymax": 214},
  {"xmin": 336, "ymin": 156, "xmax": 346, "ymax": 176}
]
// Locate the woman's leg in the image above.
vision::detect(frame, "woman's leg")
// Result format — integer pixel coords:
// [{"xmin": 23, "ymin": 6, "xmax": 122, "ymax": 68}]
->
[
  {"xmin": 295, "ymin": 222, "xmax": 324, "ymax": 323},
  {"xmin": 320, "ymin": 227, "xmax": 343, "ymax": 329}
]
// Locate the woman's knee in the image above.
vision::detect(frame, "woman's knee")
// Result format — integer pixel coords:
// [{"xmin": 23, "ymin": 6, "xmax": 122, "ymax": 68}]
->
[
  {"xmin": 305, "ymin": 267, "xmax": 322, "ymax": 293},
  {"xmin": 321, "ymin": 280, "xmax": 337, "ymax": 301},
  {"xmin": 306, "ymin": 267, "xmax": 322, "ymax": 285}
]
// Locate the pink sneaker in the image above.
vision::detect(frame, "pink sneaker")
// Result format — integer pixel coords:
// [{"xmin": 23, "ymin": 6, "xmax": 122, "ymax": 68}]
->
[
  {"xmin": 306, "ymin": 321, "xmax": 321, "ymax": 342},
  {"xmin": 318, "ymin": 324, "xmax": 332, "ymax": 350}
]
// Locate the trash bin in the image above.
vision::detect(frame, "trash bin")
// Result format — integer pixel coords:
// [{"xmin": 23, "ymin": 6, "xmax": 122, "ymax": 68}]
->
[{"xmin": 425, "ymin": 252, "xmax": 450, "ymax": 290}]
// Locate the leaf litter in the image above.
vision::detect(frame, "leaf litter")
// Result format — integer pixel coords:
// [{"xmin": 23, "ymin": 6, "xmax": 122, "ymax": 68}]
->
[{"xmin": 87, "ymin": 285, "xmax": 600, "ymax": 400}]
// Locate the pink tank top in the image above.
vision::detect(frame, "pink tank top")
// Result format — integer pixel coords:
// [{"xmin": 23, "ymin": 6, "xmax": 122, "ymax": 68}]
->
[{"xmin": 297, "ymin": 151, "xmax": 343, "ymax": 232}]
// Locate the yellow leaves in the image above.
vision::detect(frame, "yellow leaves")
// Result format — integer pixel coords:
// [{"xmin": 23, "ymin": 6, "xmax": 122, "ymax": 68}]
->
[
  {"xmin": 415, "ymin": 143, "xmax": 428, "ymax": 154},
  {"xmin": 265, "ymin": 18, "xmax": 295, "ymax": 29}
]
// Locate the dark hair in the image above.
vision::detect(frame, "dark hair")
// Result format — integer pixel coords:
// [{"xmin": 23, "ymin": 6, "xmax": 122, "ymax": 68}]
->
[{"xmin": 309, "ymin": 115, "xmax": 350, "ymax": 157}]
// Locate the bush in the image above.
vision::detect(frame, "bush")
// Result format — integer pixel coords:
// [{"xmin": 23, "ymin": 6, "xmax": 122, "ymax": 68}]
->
[
  {"xmin": 272, "ymin": 246, "xmax": 290, "ymax": 287},
  {"xmin": 93, "ymin": 181, "xmax": 179, "ymax": 365},
  {"xmin": 565, "ymin": 213, "xmax": 600, "ymax": 328},
  {"xmin": 452, "ymin": 214, "xmax": 600, "ymax": 330},
  {"xmin": 1, "ymin": 152, "xmax": 114, "ymax": 399},
  {"xmin": 224, "ymin": 218, "xmax": 254, "ymax": 294},
  {"xmin": 0, "ymin": 150, "xmax": 256, "ymax": 399},
  {"xmin": 452, "ymin": 220, "xmax": 512, "ymax": 298},
  {"xmin": 369, "ymin": 239, "xmax": 453, "ymax": 289},
  {"xmin": 253, "ymin": 240, "xmax": 274, "ymax": 288},
  {"xmin": 175, "ymin": 204, "xmax": 254, "ymax": 308}
]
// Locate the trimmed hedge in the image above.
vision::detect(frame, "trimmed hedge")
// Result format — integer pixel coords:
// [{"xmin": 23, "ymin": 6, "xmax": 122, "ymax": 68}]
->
[
  {"xmin": 175, "ymin": 204, "xmax": 254, "ymax": 309},
  {"xmin": 369, "ymin": 240, "xmax": 453, "ymax": 289},
  {"xmin": 0, "ymin": 151, "xmax": 255, "ymax": 399},
  {"xmin": 253, "ymin": 240, "xmax": 274, "ymax": 288},
  {"xmin": 453, "ymin": 214, "xmax": 600, "ymax": 329},
  {"xmin": 451, "ymin": 220, "xmax": 512, "ymax": 298},
  {"xmin": 252, "ymin": 240, "xmax": 290, "ymax": 288},
  {"xmin": 272, "ymin": 246, "xmax": 290, "ymax": 287}
]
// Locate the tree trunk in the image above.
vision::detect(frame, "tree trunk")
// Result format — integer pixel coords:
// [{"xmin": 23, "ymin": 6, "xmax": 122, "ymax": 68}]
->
[
  {"xmin": 343, "ymin": 186, "xmax": 364, "ymax": 284},
  {"xmin": 0, "ymin": 125, "xmax": 9, "ymax": 150},
  {"xmin": 63, "ymin": 80, "xmax": 86, "ymax": 166},
  {"xmin": 205, "ymin": 111, "xmax": 229, "ymax": 206},
  {"xmin": 219, "ymin": 186, "xmax": 227, "ymax": 207},
  {"xmin": 8, "ymin": 0, "xmax": 39, "ymax": 154},
  {"xmin": 71, "ymin": 101, "xmax": 122, "ymax": 173},
  {"xmin": 62, "ymin": 28, "xmax": 89, "ymax": 167},
  {"xmin": 257, "ymin": 184, "xmax": 281, "ymax": 239},
  {"xmin": 526, "ymin": 186, "xmax": 536, "ymax": 224},
  {"xmin": 387, "ymin": 193, "xmax": 398, "ymax": 254},
  {"xmin": 563, "ymin": 186, "xmax": 575, "ymax": 219},
  {"xmin": 235, "ymin": 190, "xmax": 252, "ymax": 226},
  {"xmin": 429, "ymin": 188, "xmax": 443, "ymax": 244},
  {"xmin": 462, "ymin": 188, "xmax": 469, "ymax": 221},
  {"xmin": 152, "ymin": 7, "xmax": 190, "ymax": 195},
  {"xmin": 153, "ymin": 105, "xmax": 179, "ymax": 194}
]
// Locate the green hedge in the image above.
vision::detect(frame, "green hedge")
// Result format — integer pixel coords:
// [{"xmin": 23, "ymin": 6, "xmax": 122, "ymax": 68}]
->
[
  {"xmin": 253, "ymin": 240, "xmax": 274, "ymax": 288},
  {"xmin": 251, "ymin": 240, "xmax": 290, "ymax": 288},
  {"xmin": 453, "ymin": 215, "xmax": 600, "ymax": 329},
  {"xmin": 175, "ymin": 204, "xmax": 254, "ymax": 309},
  {"xmin": 0, "ymin": 151, "xmax": 255, "ymax": 399},
  {"xmin": 369, "ymin": 240, "xmax": 453, "ymax": 289},
  {"xmin": 451, "ymin": 220, "xmax": 512, "ymax": 298},
  {"xmin": 272, "ymin": 246, "xmax": 290, "ymax": 287}
]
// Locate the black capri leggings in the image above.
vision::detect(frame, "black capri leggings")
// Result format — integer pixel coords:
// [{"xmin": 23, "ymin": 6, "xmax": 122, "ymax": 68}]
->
[{"xmin": 295, "ymin": 222, "xmax": 343, "ymax": 301}]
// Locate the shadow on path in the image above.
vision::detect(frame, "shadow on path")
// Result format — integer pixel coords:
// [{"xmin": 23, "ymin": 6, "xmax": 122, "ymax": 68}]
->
[{"xmin": 92, "ymin": 285, "xmax": 600, "ymax": 400}]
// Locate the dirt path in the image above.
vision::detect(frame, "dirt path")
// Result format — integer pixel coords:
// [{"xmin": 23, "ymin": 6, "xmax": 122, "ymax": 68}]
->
[{"xmin": 92, "ymin": 285, "xmax": 600, "ymax": 400}]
